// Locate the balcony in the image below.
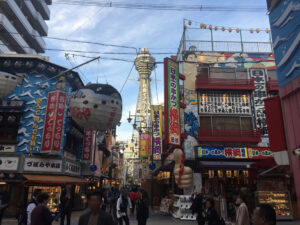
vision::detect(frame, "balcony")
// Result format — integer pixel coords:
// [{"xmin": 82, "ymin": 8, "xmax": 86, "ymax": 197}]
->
[
  {"xmin": 196, "ymin": 76, "xmax": 255, "ymax": 91},
  {"xmin": 266, "ymin": 77, "xmax": 279, "ymax": 92},
  {"xmin": 16, "ymin": 0, "xmax": 48, "ymax": 36},
  {"xmin": 31, "ymin": 0, "xmax": 50, "ymax": 20},
  {"xmin": 198, "ymin": 128, "xmax": 261, "ymax": 143},
  {"xmin": 0, "ymin": 13, "xmax": 35, "ymax": 54}
]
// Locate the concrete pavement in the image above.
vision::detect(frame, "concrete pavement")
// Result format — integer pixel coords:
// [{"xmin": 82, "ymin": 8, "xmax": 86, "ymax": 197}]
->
[{"xmin": 3, "ymin": 211, "xmax": 299, "ymax": 225}]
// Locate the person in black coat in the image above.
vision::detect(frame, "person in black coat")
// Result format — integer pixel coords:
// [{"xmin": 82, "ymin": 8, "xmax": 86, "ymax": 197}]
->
[
  {"xmin": 78, "ymin": 191, "xmax": 114, "ymax": 225},
  {"xmin": 60, "ymin": 187, "xmax": 74, "ymax": 225},
  {"xmin": 190, "ymin": 189, "xmax": 205, "ymax": 225},
  {"xmin": 203, "ymin": 198, "xmax": 219, "ymax": 225},
  {"xmin": 136, "ymin": 190, "xmax": 149, "ymax": 225}
]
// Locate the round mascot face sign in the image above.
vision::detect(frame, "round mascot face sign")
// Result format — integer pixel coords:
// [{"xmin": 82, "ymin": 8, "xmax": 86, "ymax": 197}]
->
[{"xmin": 69, "ymin": 83, "xmax": 122, "ymax": 130}]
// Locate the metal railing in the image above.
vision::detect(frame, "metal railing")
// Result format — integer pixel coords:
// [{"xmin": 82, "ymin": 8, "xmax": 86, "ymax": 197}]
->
[{"xmin": 180, "ymin": 40, "xmax": 272, "ymax": 53}]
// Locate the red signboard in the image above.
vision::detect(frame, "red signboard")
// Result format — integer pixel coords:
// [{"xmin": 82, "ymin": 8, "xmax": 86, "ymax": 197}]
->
[
  {"xmin": 164, "ymin": 58, "xmax": 181, "ymax": 146},
  {"xmin": 82, "ymin": 129, "xmax": 93, "ymax": 161},
  {"xmin": 41, "ymin": 92, "xmax": 58, "ymax": 152},
  {"xmin": 52, "ymin": 92, "xmax": 66, "ymax": 151},
  {"xmin": 41, "ymin": 91, "xmax": 66, "ymax": 152}
]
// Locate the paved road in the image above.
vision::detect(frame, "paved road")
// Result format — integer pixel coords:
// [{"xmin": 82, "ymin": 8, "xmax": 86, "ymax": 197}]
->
[{"xmin": 3, "ymin": 211, "xmax": 299, "ymax": 225}]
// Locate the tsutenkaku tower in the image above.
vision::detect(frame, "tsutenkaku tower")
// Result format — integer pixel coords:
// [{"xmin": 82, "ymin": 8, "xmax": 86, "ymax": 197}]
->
[{"xmin": 134, "ymin": 48, "xmax": 156, "ymax": 133}]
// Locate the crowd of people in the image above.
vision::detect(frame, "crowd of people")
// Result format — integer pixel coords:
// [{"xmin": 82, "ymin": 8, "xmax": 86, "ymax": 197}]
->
[
  {"xmin": 13, "ymin": 186, "xmax": 149, "ymax": 225},
  {"xmin": 190, "ymin": 189, "xmax": 277, "ymax": 225}
]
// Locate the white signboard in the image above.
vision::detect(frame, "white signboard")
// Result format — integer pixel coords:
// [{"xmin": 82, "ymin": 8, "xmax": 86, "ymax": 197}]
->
[
  {"xmin": 65, "ymin": 161, "xmax": 81, "ymax": 176},
  {"xmin": 0, "ymin": 145, "xmax": 16, "ymax": 153},
  {"xmin": 0, "ymin": 157, "xmax": 19, "ymax": 171},
  {"xmin": 24, "ymin": 158, "xmax": 62, "ymax": 173}
]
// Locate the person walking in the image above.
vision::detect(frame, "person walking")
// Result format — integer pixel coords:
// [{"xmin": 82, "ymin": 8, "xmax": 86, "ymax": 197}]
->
[
  {"xmin": 235, "ymin": 194, "xmax": 250, "ymax": 225},
  {"xmin": 110, "ymin": 187, "xmax": 120, "ymax": 224},
  {"xmin": 26, "ymin": 189, "xmax": 42, "ymax": 225},
  {"xmin": 203, "ymin": 198, "xmax": 219, "ymax": 225},
  {"xmin": 252, "ymin": 204, "xmax": 276, "ymax": 225},
  {"xmin": 31, "ymin": 193, "xmax": 54, "ymax": 225},
  {"xmin": 190, "ymin": 189, "xmax": 205, "ymax": 225},
  {"xmin": 117, "ymin": 190, "xmax": 132, "ymax": 225},
  {"xmin": 129, "ymin": 188, "xmax": 136, "ymax": 216},
  {"xmin": 0, "ymin": 185, "xmax": 10, "ymax": 225},
  {"xmin": 60, "ymin": 187, "xmax": 73, "ymax": 225},
  {"xmin": 136, "ymin": 190, "xmax": 149, "ymax": 225},
  {"xmin": 78, "ymin": 191, "xmax": 114, "ymax": 225}
]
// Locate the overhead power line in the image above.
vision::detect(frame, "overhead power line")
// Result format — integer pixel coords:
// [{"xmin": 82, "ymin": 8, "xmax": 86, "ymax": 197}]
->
[{"xmin": 53, "ymin": 1, "xmax": 266, "ymax": 12}]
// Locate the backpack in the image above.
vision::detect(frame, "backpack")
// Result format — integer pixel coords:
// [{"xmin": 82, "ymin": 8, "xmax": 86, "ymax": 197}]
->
[{"xmin": 18, "ymin": 199, "xmax": 37, "ymax": 225}]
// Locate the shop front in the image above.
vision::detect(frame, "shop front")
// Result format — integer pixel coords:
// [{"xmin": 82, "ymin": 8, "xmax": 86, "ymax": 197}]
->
[{"xmin": 194, "ymin": 146, "xmax": 283, "ymax": 221}]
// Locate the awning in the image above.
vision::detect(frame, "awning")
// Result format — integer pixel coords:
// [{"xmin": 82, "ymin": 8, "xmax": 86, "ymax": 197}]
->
[
  {"xmin": 249, "ymin": 151, "xmax": 290, "ymax": 175},
  {"xmin": 23, "ymin": 174, "xmax": 88, "ymax": 185}
]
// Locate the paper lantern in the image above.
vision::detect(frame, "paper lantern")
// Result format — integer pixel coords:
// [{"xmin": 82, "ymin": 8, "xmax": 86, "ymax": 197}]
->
[
  {"xmin": 69, "ymin": 83, "xmax": 122, "ymax": 130},
  {"xmin": 256, "ymin": 28, "xmax": 260, "ymax": 33},
  {"xmin": 0, "ymin": 71, "xmax": 20, "ymax": 98},
  {"xmin": 209, "ymin": 25, "xmax": 212, "ymax": 30},
  {"xmin": 265, "ymin": 28, "xmax": 270, "ymax": 33},
  {"xmin": 228, "ymin": 28, "xmax": 232, "ymax": 32},
  {"xmin": 188, "ymin": 20, "xmax": 192, "ymax": 25},
  {"xmin": 250, "ymin": 29, "xmax": 254, "ymax": 33},
  {"xmin": 236, "ymin": 28, "xmax": 240, "ymax": 33},
  {"xmin": 221, "ymin": 27, "xmax": 225, "ymax": 31}
]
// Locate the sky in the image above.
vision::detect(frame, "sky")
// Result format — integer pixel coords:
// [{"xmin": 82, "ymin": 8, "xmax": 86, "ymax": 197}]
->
[{"xmin": 45, "ymin": 0, "xmax": 271, "ymax": 142}]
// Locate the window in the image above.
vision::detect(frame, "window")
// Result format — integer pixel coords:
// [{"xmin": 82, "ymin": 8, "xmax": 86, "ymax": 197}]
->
[
  {"xmin": 198, "ymin": 91, "xmax": 251, "ymax": 115},
  {"xmin": 199, "ymin": 115, "xmax": 254, "ymax": 131},
  {"xmin": 65, "ymin": 132, "xmax": 80, "ymax": 155},
  {"xmin": 0, "ymin": 113, "xmax": 20, "ymax": 144}
]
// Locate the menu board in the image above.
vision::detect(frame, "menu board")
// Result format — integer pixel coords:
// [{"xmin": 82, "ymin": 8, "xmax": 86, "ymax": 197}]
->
[{"xmin": 256, "ymin": 191, "xmax": 293, "ymax": 220}]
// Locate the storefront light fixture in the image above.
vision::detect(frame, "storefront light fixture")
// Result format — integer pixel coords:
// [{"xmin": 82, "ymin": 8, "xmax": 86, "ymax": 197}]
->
[
  {"xmin": 226, "ymin": 170, "xmax": 232, "ymax": 178},
  {"xmin": 208, "ymin": 170, "xmax": 214, "ymax": 179},
  {"xmin": 218, "ymin": 170, "xmax": 223, "ymax": 178},
  {"xmin": 243, "ymin": 170, "xmax": 249, "ymax": 177},
  {"xmin": 234, "ymin": 170, "xmax": 239, "ymax": 177}
]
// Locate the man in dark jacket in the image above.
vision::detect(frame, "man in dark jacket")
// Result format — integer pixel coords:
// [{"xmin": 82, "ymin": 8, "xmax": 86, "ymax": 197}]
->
[
  {"xmin": 31, "ymin": 193, "xmax": 54, "ymax": 225},
  {"xmin": 60, "ymin": 187, "xmax": 74, "ymax": 225},
  {"xmin": 78, "ymin": 191, "xmax": 114, "ymax": 225},
  {"xmin": 191, "ymin": 189, "xmax": 205, "ymax": 225}
]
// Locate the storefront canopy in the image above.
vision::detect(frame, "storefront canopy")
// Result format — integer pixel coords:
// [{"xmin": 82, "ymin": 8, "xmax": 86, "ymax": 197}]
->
[
  {"xmin": 24, "ymin": 174, "xmax": 88, "ymax": 185},
  {"xmin": 197, "ymin": 161, "xmax": 254, "ymax": 169}
]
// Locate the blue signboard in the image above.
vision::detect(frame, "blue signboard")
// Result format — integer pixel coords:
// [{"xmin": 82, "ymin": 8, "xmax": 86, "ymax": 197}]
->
[
  {"xmin": 197, "ymin": 146, "xmax": 248, "ymax": 159},
  {"xmin": 269, "ymin": 0, "xmax": 300, "ymax": 87},
  {"xmin": 4, "ymin": 73, "xmax": 73, "ymax": 154}
]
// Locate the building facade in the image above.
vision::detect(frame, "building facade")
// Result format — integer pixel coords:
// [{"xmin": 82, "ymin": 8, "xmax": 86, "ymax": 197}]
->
[
  {"xmin": 172, "ymin": 22, "xmax": 296, "ymax": 219},
  {"xmin": 0, "ymin": 55, "xmax": 90, "ymax": 215},
  {"xmin": 0, "ymin": 0, "xmax": 51, "ymax": 54},
  {"xmin": 267, "ymin": 0, "xmax": 300, "ymax": 217}
]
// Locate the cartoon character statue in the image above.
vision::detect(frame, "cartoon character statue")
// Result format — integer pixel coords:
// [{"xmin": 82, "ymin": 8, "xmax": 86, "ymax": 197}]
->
[{"xmin": 173, "ymin": 148, "xmax": 193, "ymax": 188}]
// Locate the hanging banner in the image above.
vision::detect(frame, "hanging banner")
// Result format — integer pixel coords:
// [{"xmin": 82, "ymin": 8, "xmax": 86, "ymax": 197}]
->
[
  {"xmin": 139, "ymin": 133, "xmax": 150, "ymax": 158},
  {"xmin": 196, "ymin": 146, "xmax": 273, "ymax": 159},
  {"xmin": 41, "ymin": 91, "xmax": 66, "ymax": 153},
  {"xmin": 29, "ymin": 98, "xmax": 44, "ymax": 152},
  {"xmin": 151, "ymin": 105, "xmax": 163, "ymax": 160},
  {"xmin": 164, "ymin": 58, "xmax": 180, "ymax": 146},
  {"xmin": 52, "ymin": 92, "xmax": 66, "ymax": 151},
  {"xmin": 82, "ymin": 129, "xmax": 93, "ymax": 161}
]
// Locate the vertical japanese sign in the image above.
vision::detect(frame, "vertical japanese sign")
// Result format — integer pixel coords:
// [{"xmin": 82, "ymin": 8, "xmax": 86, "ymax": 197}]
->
[
  {"xmin": 164, "ymin": 58, "xmax": 180, "ymax": 145},
  {"xmin": 82, "ymin": 129, "xmax": 93, "ymax": 161},
  {"xmin": 41, "ymin": 91, "xmax": 66, "ymax": 152},
  {"xmin": 52, "ymin": 92, "xmax": 66, "ymax": 151},
  {"xmin": 151, "ymin": 105, "xmax": 162, "ymax": 160},
  {"xmin": 29, "ymin": 98, "xmax": 42, "ymax": 152},
  {"xmin": 139, "ymin": 133, "xmax": 150, "ymax": 158}
]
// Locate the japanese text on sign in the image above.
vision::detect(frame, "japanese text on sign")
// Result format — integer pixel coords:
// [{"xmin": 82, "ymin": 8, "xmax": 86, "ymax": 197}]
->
[
  {"xmin": 24, "ymin": 158, "xmax": 62, "ymax": 172},
  {"xmin": 29, "ymin": 98, "xmax": 43, "ymax": 152},
  {"xmin": 139, "ymin": 133, "xmax": 150, "ymax": 158},
  {"xmin": 164, "ymin": 58, "xmax": 180, "ymax": 145},
  {"xmin": 52, "ymin": 92, "xmax": 66, "ymax": 151},
  {"xmin": 82, "ymin": 129, "xmax": 93, "ymax": 161},
  {"xmin": 151, "ymin": 106, "xmax": 162, "ymax": 160},
  {"xmin": 196, "ymin": 146, "xmax": 274, "ymax": 159}
]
